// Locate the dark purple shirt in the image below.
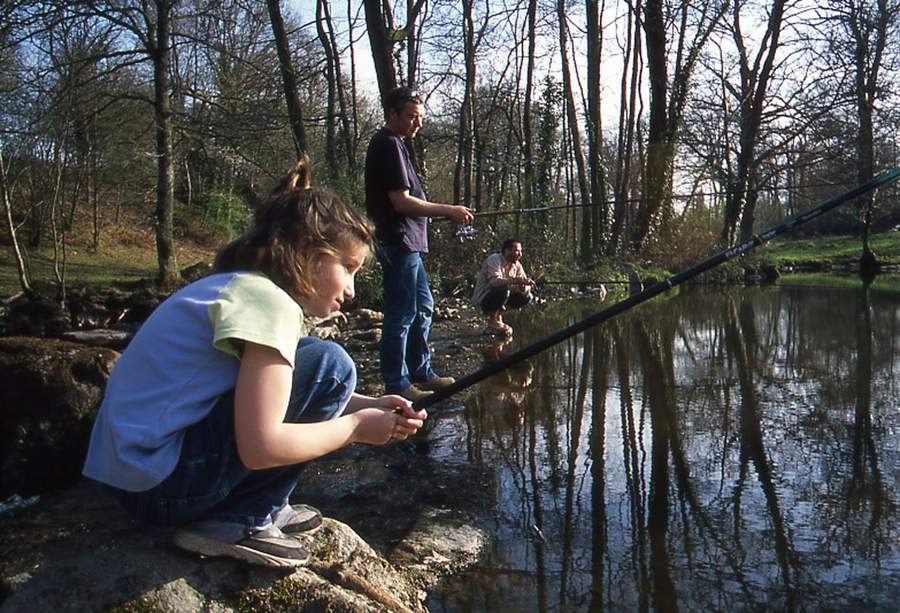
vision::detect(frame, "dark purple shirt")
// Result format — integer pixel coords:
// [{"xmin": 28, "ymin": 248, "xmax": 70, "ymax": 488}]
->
[{"xmin": 364, "ymin": 127, "xmax": 429, "ymax": 253}]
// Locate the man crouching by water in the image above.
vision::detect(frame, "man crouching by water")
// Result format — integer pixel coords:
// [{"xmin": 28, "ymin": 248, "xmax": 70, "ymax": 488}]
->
[{"xmin": 472, "ymin": 238, "xmax": 534, "ymax": 336}]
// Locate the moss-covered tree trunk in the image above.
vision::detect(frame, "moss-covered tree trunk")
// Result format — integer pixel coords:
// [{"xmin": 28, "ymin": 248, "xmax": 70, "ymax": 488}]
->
[
  {"xmin": 151, "ymin": 0, "xmax": 178, "ymax": 289},
  {"xmin": 1, "ymin": 149, "xmax": 31, "ymax": 294}
]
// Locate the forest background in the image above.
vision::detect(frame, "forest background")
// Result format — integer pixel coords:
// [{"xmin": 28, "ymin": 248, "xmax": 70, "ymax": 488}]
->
[{"xmin": 2, "ymin": 0, "xmax": 900, "ymax": 307}]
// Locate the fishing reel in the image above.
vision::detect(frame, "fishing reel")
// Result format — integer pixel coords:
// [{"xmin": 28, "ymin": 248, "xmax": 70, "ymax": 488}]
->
[{"xmin": 454, "ymin": 224, "xmax": 477, "ymax": 241}]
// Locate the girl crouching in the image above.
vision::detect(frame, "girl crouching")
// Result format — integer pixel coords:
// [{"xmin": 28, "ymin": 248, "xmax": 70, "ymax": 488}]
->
[{"xmin": 83, "ymin": 159, "xmax": 425, "ymax": 567}]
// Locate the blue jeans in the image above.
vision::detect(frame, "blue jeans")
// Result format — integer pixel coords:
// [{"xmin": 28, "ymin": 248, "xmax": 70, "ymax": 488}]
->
[
  {"xmin": 378, "ymin": 243, "xmax": 436, "ymax": 393},
  {"xmin": 110, "ymin": 338, "xmax": 355, "ymax": 535}
]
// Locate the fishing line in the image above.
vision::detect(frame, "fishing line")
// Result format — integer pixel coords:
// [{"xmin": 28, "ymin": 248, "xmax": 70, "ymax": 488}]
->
[{"xmin": 413, "ymin": 167, "xmax": 900, "ymax": 411}]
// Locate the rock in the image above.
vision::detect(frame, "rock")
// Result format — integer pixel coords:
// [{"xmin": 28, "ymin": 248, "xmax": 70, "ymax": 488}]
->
[
  {"xmin": 0, "ymin": 337, "xmax": 119, "ymax": 499},
  {"xmin": 859, "ymin": 249, "xmax": 880, "ymax": 280},
  {"xmin": 3, "ymin": 295, "xmax": 69, "ymax": 338},
  {"xmin": 760, "ymin": 264, "xmax": 780, "ymax": 284},
  {"xmin": 0, "ymin": 479, "xmax": 476, "ymax": 612},
  {"xmin": 60, "ymin": 329, "xmax": 133, "ymax": 351},
  {"xmin": 433, "ymin": 306, "xmax": 459, "ymax": 322},
  {"xmin": 0, "ymin": 289, "xmax": 503, "ymax": 611},
  {"xmin": 624, "ymin": 264, "xmax": 643, "ymax": 295},
  {"xmin": 181, "ymin": 261, "xmax": 213, "ymax": 283},
  {"xmin": 389, "ymin": 507, "xmax": 488, "ymax": 586},
  {"xmin": 349, "ymin": 308, "xmax": 383, "ymax": 328},
  {"xmin": 348, "ymin": 329, "xmax": 380, "ymax": 344}
]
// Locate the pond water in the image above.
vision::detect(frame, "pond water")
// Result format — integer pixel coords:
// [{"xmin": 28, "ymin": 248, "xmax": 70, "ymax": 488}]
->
[{"xmin": 425, "ymin": 281, "xmax": 900, "ymax": 612}]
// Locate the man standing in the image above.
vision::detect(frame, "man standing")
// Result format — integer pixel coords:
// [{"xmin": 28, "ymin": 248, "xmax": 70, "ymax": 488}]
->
[
  {"xmin": 471, "ymin": 238, "xmax": 534, "ymax": 336},
  {"xmin": 365, "ymin": 86, "xmax": 474, "ymax": 402}
]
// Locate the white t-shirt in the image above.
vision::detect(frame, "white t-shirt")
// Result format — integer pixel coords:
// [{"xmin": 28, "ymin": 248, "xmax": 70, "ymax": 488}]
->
[
  {"xmin": 83, "ymin": 272, "xmax": 305, "ymax": 492},
  {"xmin": 471, "ymin": 252, "xmax": 529, "ymax": 306}
]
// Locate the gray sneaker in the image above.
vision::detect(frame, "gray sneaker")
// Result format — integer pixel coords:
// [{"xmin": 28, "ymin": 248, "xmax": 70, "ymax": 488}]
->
[
  {"xmin": 273, "ymin": 502, "xmax": 323, "ymax": 534},
  {"xmin": 173, "ymin": 520, "xmax": 309, "ymax": 568}
]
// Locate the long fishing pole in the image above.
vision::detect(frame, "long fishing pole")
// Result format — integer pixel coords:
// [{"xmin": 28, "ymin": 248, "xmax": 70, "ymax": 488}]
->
[{"xmin": 414, "ymin": 167, "xmax": 900, "ymax": 411}]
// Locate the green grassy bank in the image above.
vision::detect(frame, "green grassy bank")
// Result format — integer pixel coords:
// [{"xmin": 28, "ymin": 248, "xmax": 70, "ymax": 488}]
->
[{"xmin": 762, "ymin": 231, "xmax": 900, "ymax": 266}]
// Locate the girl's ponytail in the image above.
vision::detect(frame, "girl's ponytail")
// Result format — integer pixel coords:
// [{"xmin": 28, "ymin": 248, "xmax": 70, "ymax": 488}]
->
[
  {"xmin": 271, "ymin": 154, "xmax": 312, "ymax": 196},
  {"xmin": 216, "ymin": 156, "xmax": 373, "ymax": 304}
]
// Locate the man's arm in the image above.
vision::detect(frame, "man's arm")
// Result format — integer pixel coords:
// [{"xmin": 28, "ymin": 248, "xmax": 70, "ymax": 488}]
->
[
  {"xmin": 388, "ymin": 189, "xmax": 474, "ymax": 225},
  {"xmin": 510, "ymin": 262, "xmax": 534, "ymax": 291}
]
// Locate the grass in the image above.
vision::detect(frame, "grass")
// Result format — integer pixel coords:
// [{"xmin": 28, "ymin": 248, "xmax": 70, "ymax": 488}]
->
[
  {"xmin": 778, "ymin": 272, "xmax": 900, "ymax": 293},
  {"xmin": 762, "ymin": 231, "xmax": 900, "ymax": 264},
  {"xmin": 6, "ymin": 217, "xmax": 900, "ymax": 301},
  {"xmin": 0, "ymin": 213, "xmax": 215, "ymax": 299}
]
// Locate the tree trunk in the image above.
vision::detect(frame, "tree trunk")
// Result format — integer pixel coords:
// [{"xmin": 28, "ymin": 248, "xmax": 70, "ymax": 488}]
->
[
  {"xmin": 735, "ymin": 0, "xmax": 787, "ymax": 243},
  {"xmin": 0, "ymin": 149, "xmax": 31, "ymax": 294},
  {"xmin": 557, "ymin": 0, "xmax": 591, "ymax": 264},
  {"xmin": 267, "ymin": 0, "xmax": 308, "ymax": 158},
  {"xmin": 633, "ymin": 0, "xmax": 669, "ymax": 252},
  {"xmin": 848, "ymin": 0, "xmax": 893, "ymax": 265},
  {"xmin": 347, "ymin": 0, "xmax": 361, "ymax": 164},
  {"xmin": 363, "ymin": 0, "xmax": 397, "ymax": 98},
  {"xmin": 405, "ymin": 0, "xmax": 426, "ymax": 88},
  {"xmin": 453, "ymin": 0, "xmax": 476, "ymax": 207},
  {"xmin": 609, "ymin": 0, "xmax": 641, "ymax": 256},
  {"xmin": 316, "ymin": 0, "xmax": 338, "ymax": 182},
  {"xmin": 634, "ymin": 0, "xmax": 722, "ymax": 251},
  {"xmin": 522, "ymin": 0, "xmax": 538, "ymax": 210},
  {"xmin": 152, "ymin": 0, "xmax": 178, "ymax": 288},
  {"xmin": 586, "ymin": 0, "xmax": 608, "ymax": 256},
  {"xmin": 90, "ymin": 117, "xmax": 100, "ymax": 252},
  {"xmin": 320, "ymin": 0, "xmax": 356, "ymax": 178},
  {"xmin": 50, "ymin": 139, "xmax": 67, "ymax": 304}
]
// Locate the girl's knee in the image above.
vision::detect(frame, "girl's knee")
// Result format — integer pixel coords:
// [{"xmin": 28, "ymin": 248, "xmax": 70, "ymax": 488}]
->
[{"xmin": 296, "ymin": 338, "xmax": 355, "ymax": 379}]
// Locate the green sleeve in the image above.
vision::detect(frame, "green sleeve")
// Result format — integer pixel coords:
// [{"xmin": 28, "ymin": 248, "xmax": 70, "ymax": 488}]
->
[{"xmin": 209, "ymin": 273, "xmax": 306, "ymax": 367}]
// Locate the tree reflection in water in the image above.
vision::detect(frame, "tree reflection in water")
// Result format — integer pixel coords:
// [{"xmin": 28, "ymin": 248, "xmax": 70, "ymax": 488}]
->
[{"xmin": 428, "ymin": 285, "xmax": 900, "ymax": 612}]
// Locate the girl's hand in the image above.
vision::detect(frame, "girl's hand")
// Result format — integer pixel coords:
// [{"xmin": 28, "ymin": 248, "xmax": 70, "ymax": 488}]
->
[
  {"xmin": 352, "ymin": 407, "xmax": 425, "ymax": 445},
  {"xmin": 374, "ymin": 394, "xmax": 428, "ymax": 421}
]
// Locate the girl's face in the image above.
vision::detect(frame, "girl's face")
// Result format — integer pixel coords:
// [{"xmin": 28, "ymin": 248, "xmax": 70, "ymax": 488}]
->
[{"xmin": 301, "ymin": 243, "xmax": 367, "ymax": 318}]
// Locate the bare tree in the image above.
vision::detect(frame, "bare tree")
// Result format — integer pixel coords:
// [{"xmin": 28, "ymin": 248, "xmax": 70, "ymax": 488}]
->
[
  {"xmin": 364, "ymin": 0, "xmax": 429, "ymax": 98},
  {"xmin": 53, "ymin": 0, "xmax": 181, "ymax": 286},
  {"xmin": 1, "ymin": 149, "xmax": 30, "ymax": 294},
  {"xmin": 828, "ymin": 0, "xmax": 900, "ymax": 270},
  {"xmin": 522, "ymin": 0, "xmax": 538, "ymax": 211},
  {"xmin": 316, "ymin": 0, "xmax": 355, "ymax": 181},
  {"xmin": 632, "ymin": 0, "xmax": 725, "ymax": 251},
  {"xmin": 151, "ymin": 0, "xmax": 178, "ymax": 286},
  {"xmin": 720, "ymin": 0, "xmax": 788, "ymax": 245},
  {"xmin": 453, "ymin": 0, "xmax": 492, "ymax": 208},
  {"xmin": 608, "ymin": 0, "xmax": 643, "ymax": 256},
  {"xmin": 267, "ymin": 0, "xmax": 308, "ymax": 158},
  {"xmin": 362, "ymin": 0, "xmax": 428, "ymax": 179},
  {"xmin": 585, "ymin": 0, "xmax": 608, "ymax": 257},
  {"xmin": 557, "ymin": 0, "xmax": 591, "ymax": 262}
]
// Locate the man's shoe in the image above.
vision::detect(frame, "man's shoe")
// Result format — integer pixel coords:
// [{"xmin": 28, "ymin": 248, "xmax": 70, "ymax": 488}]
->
[
  {"xmin": 273, "ymin": 502, "xmax": 323, "ymax": 535},
  {"xmin": 398, "ymin": 384, "xmax": 433, "ymax": 402},
  {"xmin": 416, "ymin": 375, "xmax": 455, "ymax": 391},
  {"xmin": 173, "ymin": 521, "xmax": 309, "ymax": 568}
]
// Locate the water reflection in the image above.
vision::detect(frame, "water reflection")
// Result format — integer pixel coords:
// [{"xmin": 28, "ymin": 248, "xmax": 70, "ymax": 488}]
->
[{"xmin": 428, "ymin": 286, "xmax": 900, "ymax": 612}]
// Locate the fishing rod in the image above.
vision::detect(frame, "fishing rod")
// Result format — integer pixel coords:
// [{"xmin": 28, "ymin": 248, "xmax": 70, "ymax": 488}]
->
[
  {"xmin": 537, "ymin": 279, "xmax": 629, "ymax": 285},
  {"xmin": 414, "ymin": 167, "xmax": 900, "ymax": 411},
  {"xmin": 435, "ymin": 178, "xmax": 897, "ymax": 222}
]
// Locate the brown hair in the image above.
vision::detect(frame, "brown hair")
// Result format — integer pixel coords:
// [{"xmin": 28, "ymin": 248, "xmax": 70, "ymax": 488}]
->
[
  {"xmin": 269, "ymin": 154, "xmax": 312, "ymax": 197},
  {"xmin": 214, "ymin": 157, "xmax": 374, "ymax": 304},
  {"xmin": 383, "ymin": 86, "xmax": 424, "ymax": 116},
  {"xmin": 501, "ymin": 238, "xmax": 521, "ymax": 252}
]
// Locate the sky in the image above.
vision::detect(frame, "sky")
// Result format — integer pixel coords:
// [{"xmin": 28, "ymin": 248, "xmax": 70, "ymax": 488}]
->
[
  {"xmin": 286, "ymin": 0, "xmax": 637, "ymax": 126},
  {"xmin": 291, "ymin": 0, "xmax": 380, "ymax": 98}
]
